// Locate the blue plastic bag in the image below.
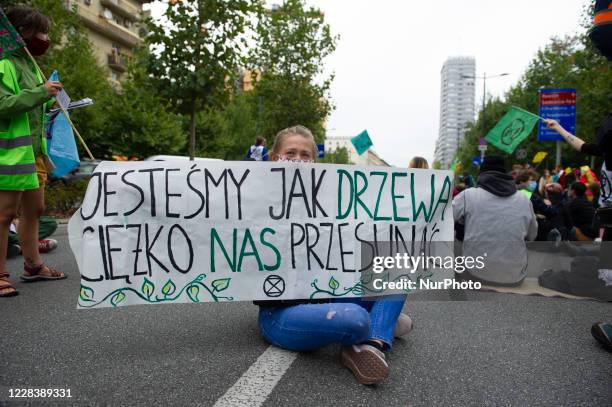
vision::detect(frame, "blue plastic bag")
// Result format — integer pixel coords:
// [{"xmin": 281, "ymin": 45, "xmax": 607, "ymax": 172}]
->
[
  {"xmin": 47, "ymin": 112, "xmax": 80, "ymax": 178},
  {"xmin": 46, "ymin": 70, "xmax": 80, "ymax": 178}
]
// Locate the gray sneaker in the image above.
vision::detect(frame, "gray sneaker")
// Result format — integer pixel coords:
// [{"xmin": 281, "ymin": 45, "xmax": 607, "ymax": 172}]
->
[
  {"xmin": 393, "ymin": 313, "xmax": 413, "ymax": 338},
  {"xmin": 341, "ymin": 344, "xmax": 389, "ymax": 385}
]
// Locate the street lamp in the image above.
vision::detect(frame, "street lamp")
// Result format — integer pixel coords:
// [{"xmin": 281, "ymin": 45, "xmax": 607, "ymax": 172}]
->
[{"xmin": 461, "ymin": 72, "xmax": 510, "ymax": 160}]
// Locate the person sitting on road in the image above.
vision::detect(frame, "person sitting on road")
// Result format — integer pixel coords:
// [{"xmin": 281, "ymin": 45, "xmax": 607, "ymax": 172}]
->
[
  {"xmin": 254, "ymin": 125, "xmax": 412, "ymax": 386},
  {"xmin": 563, "ymin": 182, "xmax": 599, "ymax": 241},
  {"xmin": 453, "ymin": 156, "xmax": 538, "ymax": 286},
  {"xmin": 516, "ymin": 170, "xmax": 560, "ymax": 222},
  {"xmin": 246, "ymin": 136, "xmax": 269, "ymax": 161},
  {"xmin": 537, "ymin": 183, "xmax": 568, "ymax": 241}
]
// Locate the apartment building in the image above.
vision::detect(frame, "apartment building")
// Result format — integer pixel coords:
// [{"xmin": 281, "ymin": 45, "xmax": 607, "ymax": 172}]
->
[{"xmin": 66, "ymin": 0, "xmax": 151, "ymax": 82}]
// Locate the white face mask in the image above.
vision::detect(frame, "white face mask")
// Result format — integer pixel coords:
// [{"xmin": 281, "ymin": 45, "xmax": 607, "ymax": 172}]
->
[{"xmin": 277, "ymin": 156, "xmax": 315, "ymax": 163}]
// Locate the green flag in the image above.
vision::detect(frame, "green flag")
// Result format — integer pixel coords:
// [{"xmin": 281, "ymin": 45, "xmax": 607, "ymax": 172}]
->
[
  {"xmin": 0, "ymin": 7, "xmax": 24, "ymax": 60},
  {"xmin": 351, "ymin": 130, "xmax": 373, "ymax": 155},
  {"xmin": 485, "ymin": 106, "xmax": 539, "ymax": 154}
]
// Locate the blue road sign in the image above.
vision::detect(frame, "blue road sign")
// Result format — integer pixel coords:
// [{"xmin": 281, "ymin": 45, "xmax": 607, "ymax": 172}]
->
[
  {"xmin": 538, "ymin": 88, "xmax": 576, "ymax": 142},
  {"xmin": 317, "ymin": 144, "xmax": 325, "ymax": 158}
]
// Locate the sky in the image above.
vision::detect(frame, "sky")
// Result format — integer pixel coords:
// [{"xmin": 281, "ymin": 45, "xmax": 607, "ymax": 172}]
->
[{"xmin": 147, "ymin": 0, "xmax": 588, "ymax": 167}]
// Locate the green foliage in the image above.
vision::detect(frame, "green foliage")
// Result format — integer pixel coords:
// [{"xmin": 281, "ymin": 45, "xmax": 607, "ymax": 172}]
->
[
  {"xmin": 193, "ymin": 91, "xmax": 260, "ymax": 160},
  {"xmin": 321, "ymin": 146, "xmax": 350, "ymax": 164},
  {"xmin": 44, "ymin": 178, "xmax": 88, "ymax": 215},
  {"xmin": 250, "ymin": 0, "xmax": 338, "ymax": 142},
  {"xmin": 252, "ymin": 74, "xmax": 332, "ymax": 143},
  {"xmin": 144, "ymin": 0, "xmax": 261, "ymax": 158},
  {"xmin": 97, "ymin": 54, "xmax": 186, "ymax": 159}
]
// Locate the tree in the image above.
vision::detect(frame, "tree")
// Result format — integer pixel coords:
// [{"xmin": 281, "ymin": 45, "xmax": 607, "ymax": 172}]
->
[
  {"xmin": 144, "ymin": 0, "xmax": 260, "ymax": 159},
  {"xmin": 96, "ymin": 54, "xmax": 186, "ymax": 159},
  {"xmin": 250, "ymin": 0, "xmax": 338, "ymax": 141},
  {"xmin": 320, "ymin": 147, "xmax": 350, "ymax": 164},
  {"xmin": 192, "ymin": 91, "xmax": 260, "ymax": 160}
]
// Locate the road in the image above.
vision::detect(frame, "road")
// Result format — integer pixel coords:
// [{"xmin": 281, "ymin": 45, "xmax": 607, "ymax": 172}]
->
[{"xmin": 1, "ymin": 223, "xmax": 611, "ymax": 406}]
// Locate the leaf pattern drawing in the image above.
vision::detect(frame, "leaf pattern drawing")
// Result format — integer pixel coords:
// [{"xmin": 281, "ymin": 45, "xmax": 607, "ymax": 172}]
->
[{"xmin": 78, "ymin": 274, "xmax": 233, "ymax": 308}]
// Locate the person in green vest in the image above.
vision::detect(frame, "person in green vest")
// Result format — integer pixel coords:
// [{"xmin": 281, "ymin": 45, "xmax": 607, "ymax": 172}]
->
[{"xmin": 0, "ymin": 6, "xmax": 66, "ymax": 297}]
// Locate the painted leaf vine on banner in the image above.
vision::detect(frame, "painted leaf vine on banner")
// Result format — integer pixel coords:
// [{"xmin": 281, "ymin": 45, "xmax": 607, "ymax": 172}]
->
[
  {"xmin": 79, "ymin": 285, "xmax": 94, "ymax": 302},
  {"xmin": 187, "ymin": 285, "xmax": 200, "ymax": 302},
  {"xmin": 161, "ymin": 279, "xmax": 176, "ymax": 297},
  {"xmin": 212, "ymin": 278, "xmax": 231, "ymax": 292},
  {"xmin": 142, "ymin": 278, "xmax": 155, "ymax": 299},
  {"xmin": 111, "ymin": 291, "xmax": 126, "ymax": 307}
]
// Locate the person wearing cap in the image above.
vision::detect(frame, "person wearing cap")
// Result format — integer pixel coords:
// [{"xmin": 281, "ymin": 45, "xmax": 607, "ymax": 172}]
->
[{"xmin": 453, "ymin": 156, "xmax": 538, "ymax": 286}]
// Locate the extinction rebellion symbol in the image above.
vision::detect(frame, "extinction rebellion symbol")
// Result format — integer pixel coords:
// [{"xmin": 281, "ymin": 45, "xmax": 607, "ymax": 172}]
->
[
  {"xmin": 263, "ymin": 275, "xmax": 285, "ymax": 297},
  {"xmin": 501, "ymin": 118, "xmax": 525, "ymax": 146}
]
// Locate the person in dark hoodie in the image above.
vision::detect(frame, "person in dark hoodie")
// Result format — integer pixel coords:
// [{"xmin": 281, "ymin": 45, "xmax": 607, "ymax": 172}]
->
[
  {"xmin": 453, "ymin": 156, "xmax": 538, "ymax": 286},
  {"xmin": 563, "ymin": 182, "xmax": 598, "ymax": 241}
]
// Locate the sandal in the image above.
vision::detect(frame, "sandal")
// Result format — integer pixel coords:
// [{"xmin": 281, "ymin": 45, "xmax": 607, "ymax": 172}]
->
[
  {"xmin": 0, "ymin": 273, "xmax": 19, "ymax": 297},
  {"xmin": 20, "ymin": 262, "xmax": 66, "ymax": 282}
]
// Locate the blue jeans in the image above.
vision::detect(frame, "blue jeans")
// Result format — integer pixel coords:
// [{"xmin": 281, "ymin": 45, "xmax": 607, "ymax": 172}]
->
[{"xmin": 258, "ymin": 296, "xmax": 406, "ymax": 352}]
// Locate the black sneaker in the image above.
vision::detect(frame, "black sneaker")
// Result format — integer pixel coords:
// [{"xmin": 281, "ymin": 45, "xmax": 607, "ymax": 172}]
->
[{"xmin": 591, "ymin": 322, "xmax": 612, "ymax": 352}]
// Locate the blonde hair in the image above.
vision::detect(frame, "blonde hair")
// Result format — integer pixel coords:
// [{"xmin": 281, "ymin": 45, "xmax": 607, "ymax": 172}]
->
[
  {"xmin": 271, "ymin": 125, "xmax": 318, "ymax": 160},
  {"xmin": 409, "ymin": 156, "xmax": 429, "ymax": 169}
]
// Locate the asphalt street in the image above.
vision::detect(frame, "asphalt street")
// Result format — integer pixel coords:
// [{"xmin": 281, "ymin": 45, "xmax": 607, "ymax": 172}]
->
[{"xmin": 1, "ymin": 223, "xmax": 611, "ymax": 406}]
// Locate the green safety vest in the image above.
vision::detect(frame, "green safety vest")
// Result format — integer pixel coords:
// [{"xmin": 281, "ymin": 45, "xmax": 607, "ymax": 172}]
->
[
  {"xmin": 0, "ymin": 57, "xmax": 46, "ymax": 190},
  {"xmin": 520, "ymin": 189, "xmax": 533, "ymax": 199}
]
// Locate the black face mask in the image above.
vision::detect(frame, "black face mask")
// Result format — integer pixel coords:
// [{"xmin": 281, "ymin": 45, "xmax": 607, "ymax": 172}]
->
[{"xmin": 24, "ymin": 36, "xmax": 50, "ymax": 56}]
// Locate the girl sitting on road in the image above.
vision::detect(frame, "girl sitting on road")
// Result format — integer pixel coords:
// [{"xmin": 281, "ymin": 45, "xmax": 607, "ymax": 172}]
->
[{"xmin": 254, "ymin": 125, "xmax": 412, "ymax": 385}]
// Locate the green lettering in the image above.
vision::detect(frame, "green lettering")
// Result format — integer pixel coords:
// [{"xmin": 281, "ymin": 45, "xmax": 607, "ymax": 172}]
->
[
  {"xmin": 371, "ymin": 171, "xmax": 391, "ymax": 221},
  {"xmin": 237, "ymin": 229, "xmax": 263, "ymax": 271},
  {"xmin": 354, "ymin": 171, "xmax": 373, "ymax": 220},
  {"xmin": 391, "ymin": 172, "xmax": 409, "ymax": 221},
  {"xmin": 210, "ymin": 228, "xmax": 236, "ymax": 272},
  {"xmin": 336, "ymin": 169, "xmax": 354, "ymax": 220},
  {"xmin": 260, "ymin": 228, "xmax": 281, "ymax": 271},
  {"xmin": 411, "ymin": 173, "xmax": 435, "ymax": 222}
]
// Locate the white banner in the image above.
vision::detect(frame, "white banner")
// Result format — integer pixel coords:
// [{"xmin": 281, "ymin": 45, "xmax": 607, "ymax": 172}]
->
[{"xmin": 68, "ymin": 161, "xmax": 454, "ymax": 308}]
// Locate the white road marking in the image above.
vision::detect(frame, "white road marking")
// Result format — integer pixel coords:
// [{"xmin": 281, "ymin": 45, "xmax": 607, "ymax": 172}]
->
[{"xmin": 213, "ymin": 346, "xmax": 298, "ymax": 407}]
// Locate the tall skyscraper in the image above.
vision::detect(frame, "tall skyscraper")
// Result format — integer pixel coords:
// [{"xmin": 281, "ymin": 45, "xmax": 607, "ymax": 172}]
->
[{"xmin": 434, "ymin": 57, "xmax": 476, "ymax": 168}]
